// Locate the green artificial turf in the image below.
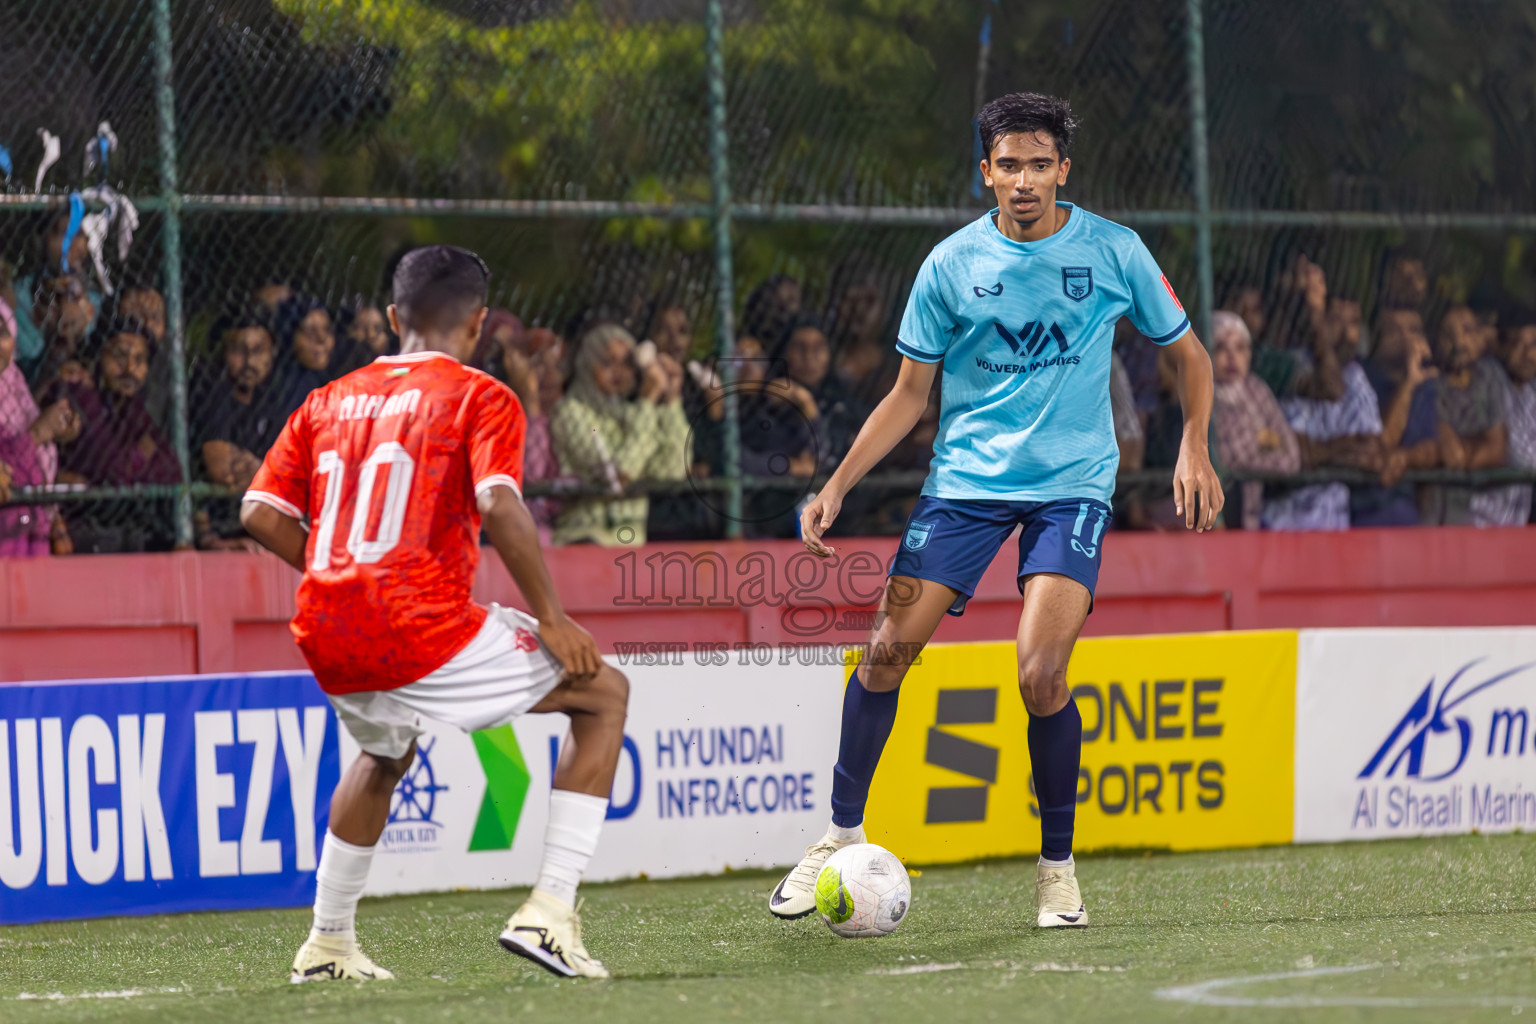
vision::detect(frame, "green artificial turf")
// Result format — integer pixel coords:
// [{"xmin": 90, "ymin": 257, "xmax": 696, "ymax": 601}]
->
[{"xmin": 2, "ymin": 834, "xmax": 1532, "ymax": 1024}]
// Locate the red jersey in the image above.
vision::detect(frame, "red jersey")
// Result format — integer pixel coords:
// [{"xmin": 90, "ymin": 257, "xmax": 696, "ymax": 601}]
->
[{"xmin": 247, "ymin": 351, "xmax": 526, "ymax": 694}]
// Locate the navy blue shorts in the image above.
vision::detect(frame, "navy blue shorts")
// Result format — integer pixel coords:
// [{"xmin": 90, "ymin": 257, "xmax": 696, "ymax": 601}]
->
[{"xmin": 889, "ymin": 495, "xmax": 1112, "ymax": 616}]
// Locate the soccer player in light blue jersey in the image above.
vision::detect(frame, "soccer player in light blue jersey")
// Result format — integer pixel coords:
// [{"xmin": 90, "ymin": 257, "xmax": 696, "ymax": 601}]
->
[{"xmin": 768, "ymin": 92, "xmax": 1224, "ymax": 928}]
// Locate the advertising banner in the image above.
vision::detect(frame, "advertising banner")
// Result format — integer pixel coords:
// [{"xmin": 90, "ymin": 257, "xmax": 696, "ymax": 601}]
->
[
  {"xmin": 361, "ymin": 656, "xmax": 843, "ymax": 895},
  {"xmin": 2, "ymin": 657, "xmax": 844, "ymax": 922},
  {"xmin": 865, "ymin": 632, "xmax": 1297, "ymax": 864},
  {"xmin": 1294, "ymin": 628, "xmax": 1536, "ymax": 843},
  {"xmin": 0, "ymin": 673, "xmax": 340, "ymax": 925}
]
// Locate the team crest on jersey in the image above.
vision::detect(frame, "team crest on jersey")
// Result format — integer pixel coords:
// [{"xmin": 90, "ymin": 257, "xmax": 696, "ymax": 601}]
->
[
  {"xmin": 1062, "ymin": 266, "xmax": 1093, "ymax": 302},
  {"xmin": 904, "ymin": 520, "xmax": 934, "ymax": 551}
]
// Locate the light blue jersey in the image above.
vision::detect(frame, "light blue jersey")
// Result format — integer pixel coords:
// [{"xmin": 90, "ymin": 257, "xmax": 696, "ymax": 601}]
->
[{"xmin": 897, "ymin": 202, "xmax": 1190, "ymax": 505}]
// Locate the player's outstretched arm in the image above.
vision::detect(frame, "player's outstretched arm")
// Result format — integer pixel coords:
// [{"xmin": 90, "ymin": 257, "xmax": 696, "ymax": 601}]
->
[
  {"xmin": 478, "ymin": 485, "xmax": 604, "ymax": 678},
  {"xmin": 240, "ymin": 500, "xmax": 308, "ymax": 572},
  {"xmin": 800, "ymin": 355, "xmax": 939, "ymax": 558},
  {"xmin": 1164, "ymin": 331, "xmax": 1225, "ymax": 533}
]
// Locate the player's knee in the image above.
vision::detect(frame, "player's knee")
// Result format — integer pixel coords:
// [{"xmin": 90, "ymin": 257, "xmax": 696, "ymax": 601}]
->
[
  {"xmin": 597, "ymin": 664, "xmax": 630, "ymax": 717},
  {"xmin": 858, "ymin": 662, "xmax": 906, "ymax": 693},
  {"xmin": 1017, "ymin": 655, "xmax": 1069, "ymax": 715}
]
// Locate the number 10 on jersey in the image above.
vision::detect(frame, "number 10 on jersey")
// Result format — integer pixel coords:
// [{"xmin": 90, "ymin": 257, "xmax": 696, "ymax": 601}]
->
[{"xmin": 311, "ymin": 443, "xmax": 416, "ymax": 570}]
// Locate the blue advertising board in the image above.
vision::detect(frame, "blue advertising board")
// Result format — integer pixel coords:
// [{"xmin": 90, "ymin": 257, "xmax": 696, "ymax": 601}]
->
[{"xmin": 0, "ymin": 673, "xmax": 340, "ymax": 924}]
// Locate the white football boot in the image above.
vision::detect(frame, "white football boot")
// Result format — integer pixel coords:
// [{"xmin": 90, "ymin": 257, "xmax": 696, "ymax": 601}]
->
[
  {"xmin": 499, "ymin": 891, "xmax": 610, "ymax": 979},
  {"xmin": 290, "ymin": 932, "xmax": 395, "ymax": 983},
  {"xmin": 768, "ymin": 824, "xmax": 865, "ymax": 919},
  {"xmin": 1036, "ymin": 859, "xmax": 1088, "ymax": 928}
]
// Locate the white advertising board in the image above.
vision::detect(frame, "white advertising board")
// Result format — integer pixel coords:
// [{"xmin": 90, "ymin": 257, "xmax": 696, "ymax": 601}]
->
[
  {"xmin": 1294, "ymin": 628, "xmax": 1536, "ymax": 843},
  {"xmin": 354, "ymin": 655, "xmax": 846, "ymax": 896}
]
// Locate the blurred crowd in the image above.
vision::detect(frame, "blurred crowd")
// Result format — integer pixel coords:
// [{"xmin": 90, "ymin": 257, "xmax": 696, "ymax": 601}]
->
[
  {"xmin": 1116, "ymin": 251, "xmax": 1536, "ymax": 533},
  {"xmin": 1, "ymin": 208, "xmax": 1533, "ymax": 557}
]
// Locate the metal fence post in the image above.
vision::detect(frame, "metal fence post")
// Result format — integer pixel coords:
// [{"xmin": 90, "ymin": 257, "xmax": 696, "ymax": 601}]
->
[
  {"xmin": 151, "ymin": 0, "xmax": 193, "ymax": 548},
  {"xmin": 1185, "ymin": 0, "xmax": 1214, "ymax": 350},
  {"xmin": 705, "ymin": 0, "xmax": 743, "ymax": 537}
]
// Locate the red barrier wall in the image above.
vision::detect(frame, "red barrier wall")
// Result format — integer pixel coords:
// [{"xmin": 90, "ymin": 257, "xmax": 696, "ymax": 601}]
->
[{"xmin": 3, "ymin": 527, "xmax": 1535, "ymax": 682}]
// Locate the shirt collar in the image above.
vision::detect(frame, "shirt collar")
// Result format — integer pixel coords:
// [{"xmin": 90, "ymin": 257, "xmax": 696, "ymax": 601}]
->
[
  {"xmin": 375, "ymin": 351, "xmax": 459, "ymax": 365},
  {"xmin": 982, "ymin": 201, "xmax": 1081, "ymax": 255}
]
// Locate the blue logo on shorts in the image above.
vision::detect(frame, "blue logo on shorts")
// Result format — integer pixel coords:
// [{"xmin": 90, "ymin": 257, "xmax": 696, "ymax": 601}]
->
[
  {"xmin": 1069, "ymin": 502, "xmax": 1108, "ymax": 559},
  {"xmin": 904, "ymin": 521, "xmax": 935, "ymax": 551}
]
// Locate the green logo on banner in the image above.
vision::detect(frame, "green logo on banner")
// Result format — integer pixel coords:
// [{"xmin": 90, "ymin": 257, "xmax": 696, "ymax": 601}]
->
[{"xmin": 468, "ymin": 725, "xmax": 531, "ymax": 852}]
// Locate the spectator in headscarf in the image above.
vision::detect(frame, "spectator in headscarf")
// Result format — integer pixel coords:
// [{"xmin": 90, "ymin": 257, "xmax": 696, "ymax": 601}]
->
[
  {"xmin": 0, "ymin": 296, "xmax": 75, "ymax": 555},
  {"xmin": 1210, "ymin": 310, "xmax": 1300, "ymax": 529},
  {"xmin": 271, "ymin": 295, "xmax": 336, "ymax": 417},
  {"xmin": 549, "ymin": 323, "xmax": 690, "ymax": 546},
  {"xmin": 328, "ymin": 297, "xmax": 397, "ymax": 376},
  {"xmin": 741, "ymin": 274, "xmax": 801, "ymax": 349},
  {"xmin": 773, "ymin": 313, "xmax": 865, "ymax": 470},
  {"xmin": 492, "ymin": 323, "xmax": 571, "ymax": 544},
  {"xmin": 340, "ymin": 298, "xmax": 395, "ymax": 358},
  {"xmin": 472, "ymin": 308, "xmax": 523, "ymax": 379},
  {"xmin": 644, "ymin": 301, "xmax": 694, "ymax": 364}
]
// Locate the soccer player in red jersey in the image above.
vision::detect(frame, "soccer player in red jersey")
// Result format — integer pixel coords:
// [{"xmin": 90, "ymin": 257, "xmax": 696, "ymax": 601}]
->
[{"xmin": 241, "ymin": 246, "xmax": 628, "ymax": 982}]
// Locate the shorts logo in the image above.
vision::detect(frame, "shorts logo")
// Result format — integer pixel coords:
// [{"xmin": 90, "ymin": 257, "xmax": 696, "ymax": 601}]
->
[
  {"xmin": 904, "ymin": 521, "xmax": 935, "ymax": 551},
  {"xmin": 1069, "ymin": 502, "xmax": 1108, "ymax": 559},
  {"xmin": 512, "ymin": 627, "xmax": 540, "ymax": 653},
  {"xmin": 1062, "ymin": 267, "xmax": 1093, "ymax": 302}
]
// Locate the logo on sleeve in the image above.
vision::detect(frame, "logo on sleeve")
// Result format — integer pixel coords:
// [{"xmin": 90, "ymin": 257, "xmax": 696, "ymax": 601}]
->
[
  {"xmin": 973, "ymin": 282, "xmax": 1004, "ymax": 298},
  {"xmin": 1062, "ymin": 267, "xmax": 1093, "ymax": 302},
  {"xmin": 1162, "ymin": 273, "xmax": 1184, "ymax": 311}
]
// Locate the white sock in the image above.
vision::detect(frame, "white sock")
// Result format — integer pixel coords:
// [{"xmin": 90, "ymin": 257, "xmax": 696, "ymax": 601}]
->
[
  {"xmin": 1039, "ymin": 854, "xmax": 1074, "ymax": 868},
  {"xmin": 533, "ymin": 790, "xmax": 608, "ymax": 908},
  {"xmin": 311, "ymin": 832, "xmax": 375, "ymax": 947},
  {"xmin": 828, "ymin": 821, "xmax": 863, "ymax": 843}
]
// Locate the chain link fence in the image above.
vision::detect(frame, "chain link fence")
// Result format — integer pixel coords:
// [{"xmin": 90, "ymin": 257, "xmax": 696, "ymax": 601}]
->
[{"xmin": 2, "ymin": 0, "xmax": 1534, "ymax": 555}]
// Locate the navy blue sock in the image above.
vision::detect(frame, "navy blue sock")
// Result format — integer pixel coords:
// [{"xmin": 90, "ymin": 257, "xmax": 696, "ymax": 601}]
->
[
  {"xmin": 829, "ymin": 670, "xmax": 900, "ymax": 828},
  {"xmin": 1028, "ymin": 698, "xmax": 1083, "ymax": 861}
]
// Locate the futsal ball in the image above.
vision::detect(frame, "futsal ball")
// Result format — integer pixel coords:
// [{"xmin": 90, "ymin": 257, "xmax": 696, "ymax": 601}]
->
[{"xmin": 813, "ymin": 843, "xmax": 912, "ymax": 938}]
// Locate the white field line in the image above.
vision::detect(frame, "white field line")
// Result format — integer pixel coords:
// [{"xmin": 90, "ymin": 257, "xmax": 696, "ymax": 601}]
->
[
  {"xmin": 1156, "ymin": 964, "xmax": 1531, "ymax": 1009},
  {"xmin": 11, "ymin": 986, "xmax": 184, "ymax": 1002}
]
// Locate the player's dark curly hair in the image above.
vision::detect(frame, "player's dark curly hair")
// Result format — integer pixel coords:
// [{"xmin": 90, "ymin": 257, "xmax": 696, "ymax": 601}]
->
[{"xmin": 977, "ymin": 92, "xmax": 1079, "ymax": 160}]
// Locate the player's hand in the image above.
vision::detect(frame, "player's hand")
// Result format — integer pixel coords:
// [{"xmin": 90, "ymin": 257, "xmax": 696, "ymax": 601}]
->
[
  {"xmin": 540, "ymin": 613, "xmax": 604, "ymax": 678},
  {"xmin": 800, "ymin": 490, "xmax": 842, "ymax": 557},
  {"xmin": 1173, "ymin": 441, "xmax": 1224, "ymax": 533}
]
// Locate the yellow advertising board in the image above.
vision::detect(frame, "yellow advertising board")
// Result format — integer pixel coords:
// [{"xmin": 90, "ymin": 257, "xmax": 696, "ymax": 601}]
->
[{"xmin": 863, "ymin": 631, "xmax": 1297, "ymax": 864}]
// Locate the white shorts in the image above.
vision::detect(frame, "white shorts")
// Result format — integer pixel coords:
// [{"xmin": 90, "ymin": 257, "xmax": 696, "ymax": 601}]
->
[{"xmin": 328, "ymin": 604, "xmax": 565, "ymax": 759}]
